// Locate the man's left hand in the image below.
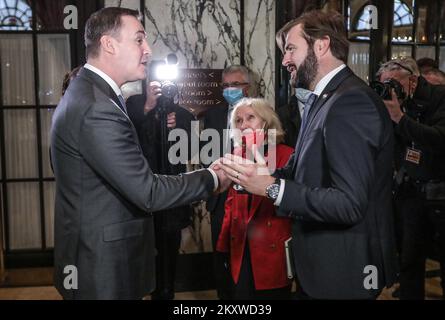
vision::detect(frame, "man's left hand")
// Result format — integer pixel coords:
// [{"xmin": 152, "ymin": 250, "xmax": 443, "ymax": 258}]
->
[
  {"xmin": 210, "ymin": 158, "xmax": 232, "ymax": 193},
  {"xmin": 383, "ymin": 89, "xmax": 404, "ymax": 123},
  {"xmin": 219, "ymin": 152, "xmax": 275, "ymax": 197}
]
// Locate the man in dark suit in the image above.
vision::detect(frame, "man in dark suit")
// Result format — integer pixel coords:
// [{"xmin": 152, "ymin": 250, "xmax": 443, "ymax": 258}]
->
[
  {"xmin": 219, "ymin": 10, "xmax": 398, "ymax": 299},
  {"xmin": 50, "ymin": 7, "xmax": 228, "ymax": 300}
]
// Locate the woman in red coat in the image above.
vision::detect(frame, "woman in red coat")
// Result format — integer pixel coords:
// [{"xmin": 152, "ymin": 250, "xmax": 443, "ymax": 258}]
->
[{"xmin": 216, "ymin": 98, "xmax": 294, "ymax": 299}]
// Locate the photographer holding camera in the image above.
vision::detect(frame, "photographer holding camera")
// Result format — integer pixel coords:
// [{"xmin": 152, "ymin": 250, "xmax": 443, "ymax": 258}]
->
[
  {"xmin": 376, "ymin": 57, "xmax": 445, "ymax": 300},
  {"xmin": 127, "ymin": 63, "xmax": 195, "ymax": 300}
]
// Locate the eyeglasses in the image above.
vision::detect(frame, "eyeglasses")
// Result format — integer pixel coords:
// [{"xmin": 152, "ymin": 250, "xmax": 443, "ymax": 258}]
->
[{"xmin": 220, "ymin": 81, "xmax": 249, "ymax": 89}]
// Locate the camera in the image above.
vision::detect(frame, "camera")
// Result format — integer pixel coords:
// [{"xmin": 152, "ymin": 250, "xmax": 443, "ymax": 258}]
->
[
  {"xmin": 158, "ymin": 80, "xmax": 178, "ymax": 99},
  {"xmin": 370, "ymin": 78, "xmax": 406, "ymax": 101},
  {"xmin": 149, "ymin": 53, "xmax": 179, "ymax": 99}
]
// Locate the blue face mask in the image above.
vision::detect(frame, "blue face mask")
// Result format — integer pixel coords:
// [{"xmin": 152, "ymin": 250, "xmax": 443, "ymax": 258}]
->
[
  {"xmin": 294, "ymin": 88, "xmax": 313, "ymax": 104},
  {"xmin": 223, "ymin": 88, "xmax": 245, "ymax": 106}
]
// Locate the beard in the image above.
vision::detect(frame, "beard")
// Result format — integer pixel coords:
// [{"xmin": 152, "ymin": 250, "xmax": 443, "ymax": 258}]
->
[{"xmin": 295, "ymin": 45, "xmax": 318, "ymax": 90}]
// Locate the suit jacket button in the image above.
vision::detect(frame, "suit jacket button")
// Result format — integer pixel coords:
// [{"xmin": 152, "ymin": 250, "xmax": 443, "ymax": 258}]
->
[
  {"xmin": 270, "ymin": 243, "xmax": 276, "ymax": 249},
  {"xmin": 267, "ymin": 221, "xmax": 272, "ymax": 227},
  {"xmin": 231, "ymin": 236, "xmax": 235, "ymax": 241},
  {"xmin": 233, "ymin": 216, "xmax": 238, "ymax": 221}
]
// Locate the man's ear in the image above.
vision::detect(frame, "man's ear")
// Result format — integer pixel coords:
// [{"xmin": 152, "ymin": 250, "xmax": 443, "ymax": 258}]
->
[
  {"xmin": 314, "ymin": 36, "xmax": 330, "ymax": 58},
  {"xmin": 409, "ymin": 75, "xmax": 418, "ymax": 93},
  {"xmin": 100, "ymin": 35, "xmax": 116, "ymax": 55}
]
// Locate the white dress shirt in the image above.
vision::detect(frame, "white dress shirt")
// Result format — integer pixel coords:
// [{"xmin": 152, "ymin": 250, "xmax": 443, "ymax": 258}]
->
[{"xmin": 84, "ymin": 63, "xmax": 123, "ymax": 98}]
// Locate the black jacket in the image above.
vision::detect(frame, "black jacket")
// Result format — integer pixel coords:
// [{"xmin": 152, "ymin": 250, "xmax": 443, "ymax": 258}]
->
[
  {"xmin": 51, "ymin": 68, "xmax": 214, "ymax": 299},
  {"xmin": 394, "ymin": 76, "xmax": 445, "ymax": 181},
  {"xmin": 274, "ymin": 67, "xmax": 398, "ymax": 299}
]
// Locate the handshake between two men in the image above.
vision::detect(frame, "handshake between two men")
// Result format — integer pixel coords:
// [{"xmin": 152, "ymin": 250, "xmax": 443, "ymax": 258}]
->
[{"xmin": 210, "ymin": 149, "xmax": 276, "ymax": 198}]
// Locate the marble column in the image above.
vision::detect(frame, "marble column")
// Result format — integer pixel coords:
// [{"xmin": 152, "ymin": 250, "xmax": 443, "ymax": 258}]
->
[
  {"xmin": 143, "ymin": 0, "xmax": 241, "ymax": 68},
  {"xmin": 244, "ymin": 0, "xmax": 276, "ymax": 103}
]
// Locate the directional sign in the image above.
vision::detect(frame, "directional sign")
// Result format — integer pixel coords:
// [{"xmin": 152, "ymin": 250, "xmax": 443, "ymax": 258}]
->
[{"xmin": 176, "ymin": 69, "xmax": 224, "ymax": 116}]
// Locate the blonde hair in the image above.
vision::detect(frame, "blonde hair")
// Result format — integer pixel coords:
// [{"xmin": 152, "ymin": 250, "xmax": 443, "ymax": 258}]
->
[{"xmin": 230, "ymin": 98, "xmax": 285, "ymax": 145}]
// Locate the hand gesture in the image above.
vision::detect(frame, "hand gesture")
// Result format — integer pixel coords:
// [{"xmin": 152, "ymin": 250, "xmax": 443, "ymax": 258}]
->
[
  {"xmin": 219, "ymin": 147, "xmax": 275, "ymax": 197},
  {"xmin": 210, "ymin": 158, "xmax": 232, "ymax": 193}
]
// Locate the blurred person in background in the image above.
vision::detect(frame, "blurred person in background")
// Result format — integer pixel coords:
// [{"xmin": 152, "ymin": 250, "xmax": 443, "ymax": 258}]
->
[{"xmin": 378, "ymin": 57, "xmax": 445, "ymax": 300}]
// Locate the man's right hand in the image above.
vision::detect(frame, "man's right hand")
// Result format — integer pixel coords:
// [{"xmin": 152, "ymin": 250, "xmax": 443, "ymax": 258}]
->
[
  {"xmin": 210, "ymin": 158, "xmax": 232, "ymax": 193},
  {"xmin": 144, "ymin": 81, "xmax": 162, "ymax": 114}
]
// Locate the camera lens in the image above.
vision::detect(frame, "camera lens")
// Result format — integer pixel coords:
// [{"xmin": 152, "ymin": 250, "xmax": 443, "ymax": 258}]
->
[
  {"xmin": 161, "ymin": 81, "xmax": 178, "ymax": 99},
  {"xmin": 384, "ymin": 79, "xmax": 406, "ymax": 100},
  {"xmin": 370, "ymin": 79, "xmax": 405, "ymax": 101},
  {"xmin": 370, "ymin": 81, "xmax": 386, "ymax": 97}
]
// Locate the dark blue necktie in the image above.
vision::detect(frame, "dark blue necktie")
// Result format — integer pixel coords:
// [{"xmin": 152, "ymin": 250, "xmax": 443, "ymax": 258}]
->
[
  {"xmin": 292, "ymin": 92, "xmax": 318, "ymax": 171},
  {"xmin": 117, "ymin": 94, "xmax": 127, "ymax": 115},
  {"xmin": 300, "ymin": 93, "xmax": 317, "ymax": 134}
]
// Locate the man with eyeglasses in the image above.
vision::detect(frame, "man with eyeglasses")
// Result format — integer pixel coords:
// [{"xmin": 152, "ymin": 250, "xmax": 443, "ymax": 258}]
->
[
  {"xmin": 200, "ymin": 65, "xmax": 252, "ymax": 299},
  {"xmin": 377, "ymin": 57, "xmax": 445, "ymax": 300}
]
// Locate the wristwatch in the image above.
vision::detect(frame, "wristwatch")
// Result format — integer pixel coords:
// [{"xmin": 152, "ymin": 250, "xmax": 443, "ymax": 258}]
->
[{"xmin": 265, "ymin": 178, "xmax": 281, "ymax": 200}]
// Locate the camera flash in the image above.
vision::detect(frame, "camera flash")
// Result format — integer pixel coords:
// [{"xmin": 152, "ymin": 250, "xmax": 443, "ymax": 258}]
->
[{"xmin": 155, "ymin": 64, "xmax": 178, "ymax": 81}]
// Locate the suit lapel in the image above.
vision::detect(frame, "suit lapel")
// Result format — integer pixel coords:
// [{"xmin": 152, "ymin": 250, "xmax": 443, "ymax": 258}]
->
[
  {"xmin": 300, "ymin": 91, "xmax": 333, "ymax": 141},
  {"xmin": 292, "ymin": 67, "xmax": 353, "ymax": 173},
  {"xmin": 82, "ymin": 68, "xmax": 122, "ymax": 108}
]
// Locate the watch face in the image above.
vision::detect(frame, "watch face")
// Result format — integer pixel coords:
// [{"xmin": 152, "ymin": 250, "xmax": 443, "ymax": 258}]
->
[{"xmin": 267, "ymin": 184, "xmax": 280, "ymax": 199}]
